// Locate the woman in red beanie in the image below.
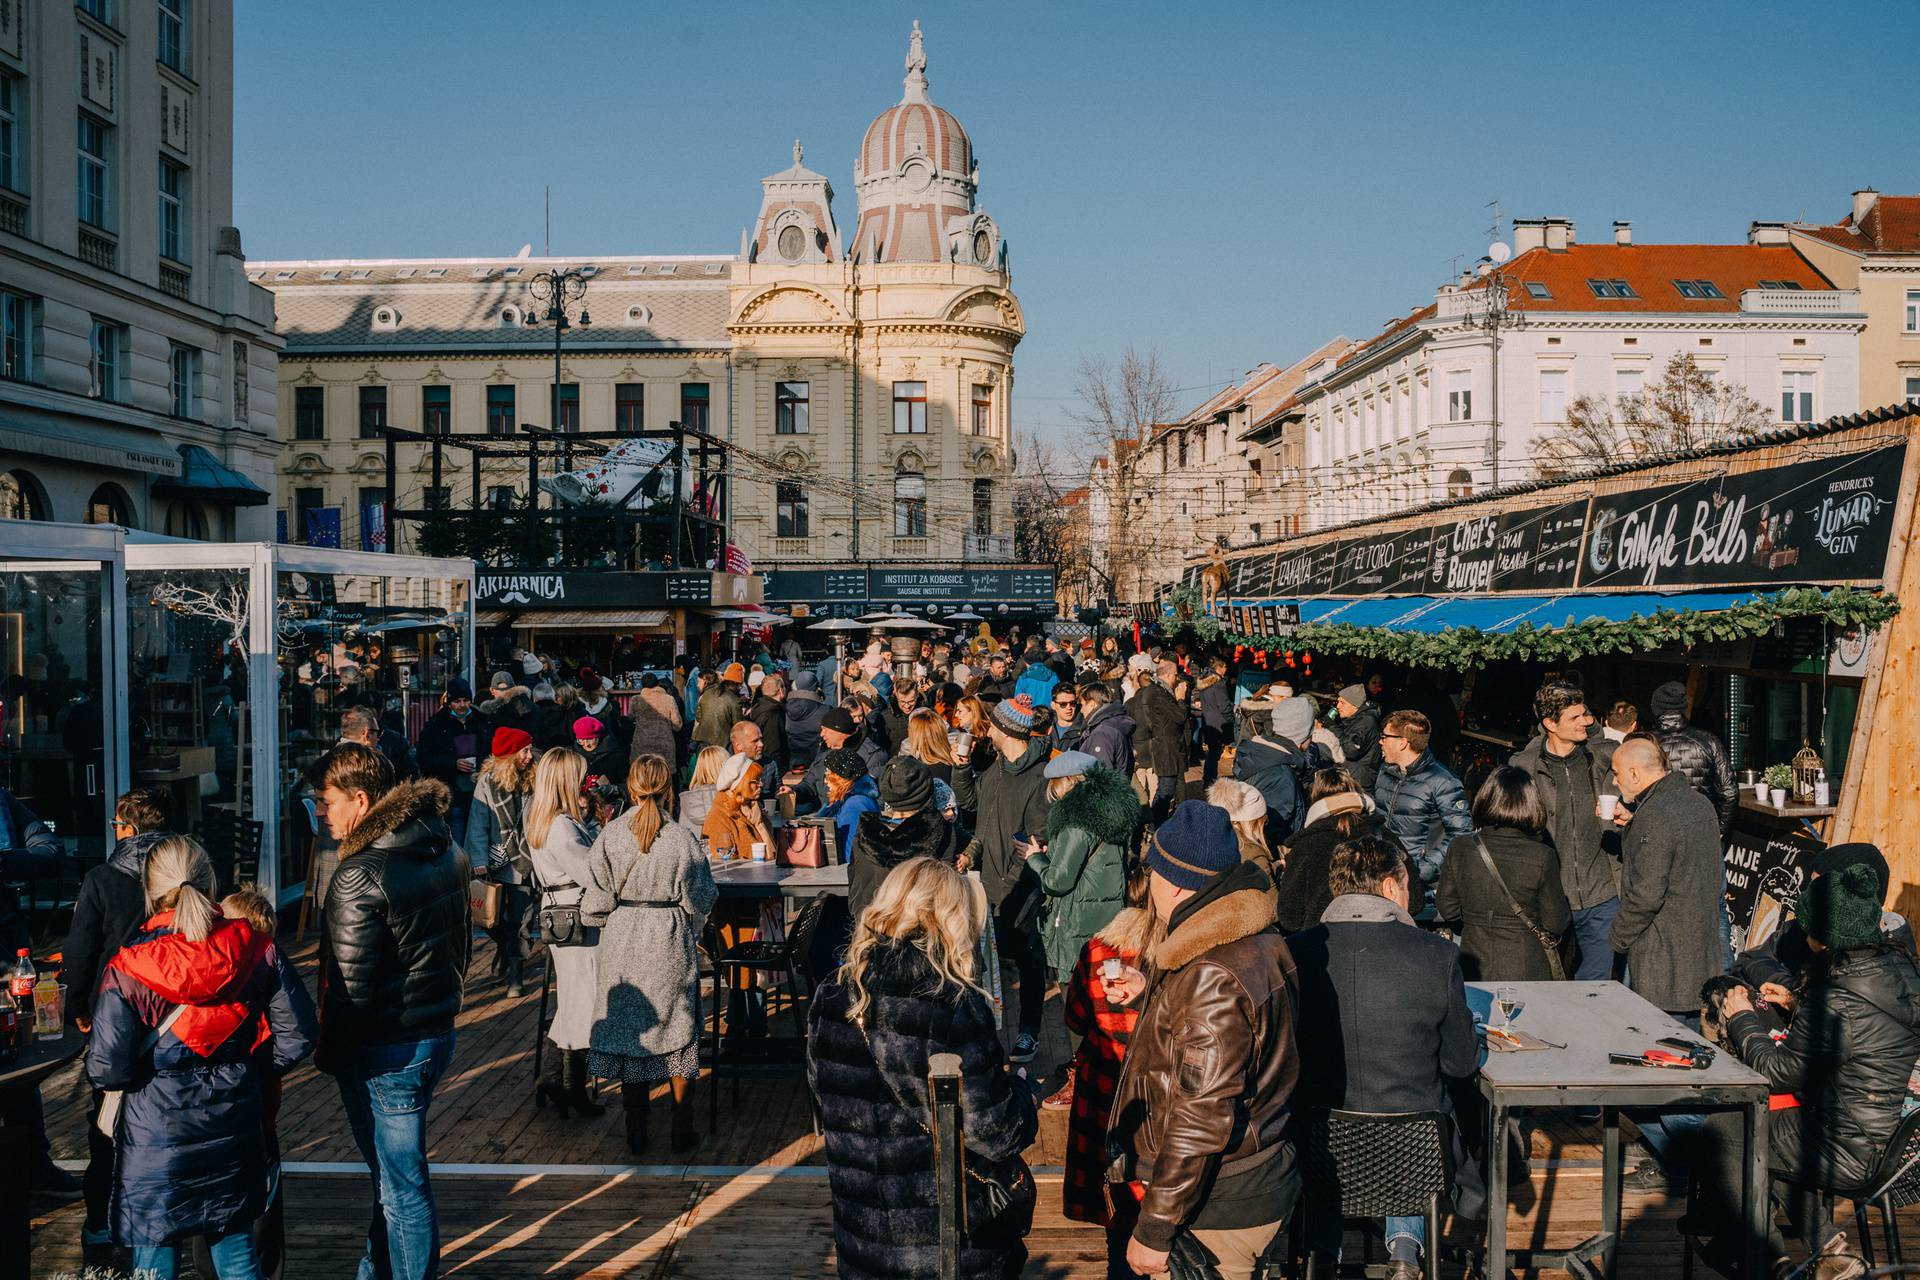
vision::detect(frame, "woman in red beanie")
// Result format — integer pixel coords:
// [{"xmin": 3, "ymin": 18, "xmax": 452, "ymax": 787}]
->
[{"xmin": 465, "ymin": 726, "xmax": 537, "ymax": 995}]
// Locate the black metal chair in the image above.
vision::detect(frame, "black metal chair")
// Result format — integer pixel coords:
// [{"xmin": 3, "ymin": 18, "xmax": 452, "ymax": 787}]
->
[
  {"xmin": 716, "ymin": 895, "xmax": 831, "ymax": 1108},
  {"xmin": 1293, "ymin": 1108, "xmax": 1452, "ymax": 1280},
  {"xmin": 199, "ymin": 808, "xmax": 264, "ymax": 894}
]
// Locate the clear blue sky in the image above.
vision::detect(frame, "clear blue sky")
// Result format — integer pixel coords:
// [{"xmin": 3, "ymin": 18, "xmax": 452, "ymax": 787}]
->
[{"xmin": 236, "ymin": 0, "xmax": 1916, "ymax": 462}]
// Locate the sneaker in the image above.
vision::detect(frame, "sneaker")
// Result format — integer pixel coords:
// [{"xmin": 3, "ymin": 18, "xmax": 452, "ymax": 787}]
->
[
  {"xmin": 1009, "ymin": 1032, "xmax": 1039, "ymax": 1063},
  {"xmin": 1622, "ymin": 1159, "xmax": 1687, "ymax": 1193},
  {"xmin": 1382, "ymin": 1262, "xmax": 1421, "ymax": 1280},
  {"xmin": 1041, "ymin": 1080, "xmax": 1074, "ymax": 1110},
  {"xmin": 1812, "ymin": 1233, "xmax": 1867, "ymax": 1280}
]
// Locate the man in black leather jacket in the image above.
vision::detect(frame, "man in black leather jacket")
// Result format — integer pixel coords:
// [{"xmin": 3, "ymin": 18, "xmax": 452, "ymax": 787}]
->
[
  {"xmin": 312, "ymin": 743, "xmax": 470, "ymax": 1280},
  {"xmin": 1647, "ymin": 680, "xmax": 1737, "ymax": 836}
]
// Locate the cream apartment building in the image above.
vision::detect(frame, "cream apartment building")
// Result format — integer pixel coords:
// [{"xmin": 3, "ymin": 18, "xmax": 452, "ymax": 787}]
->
[{"xmin": 1786, "ymin": 190, "xmax": 1920, "ymax": 411}]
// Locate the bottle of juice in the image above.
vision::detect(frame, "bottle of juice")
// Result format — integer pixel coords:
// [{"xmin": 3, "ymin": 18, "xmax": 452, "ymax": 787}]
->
[{"xmin": 32, "ymin": 968, "xmax": 60, "ymax": 1040}]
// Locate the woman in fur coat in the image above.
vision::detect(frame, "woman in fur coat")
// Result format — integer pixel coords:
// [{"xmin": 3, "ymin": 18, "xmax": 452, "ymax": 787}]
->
[
  {"xmin": 1025, "ymin": 754, "xmax": 1138, "ymax": 985},
  {"xmin": 808, "ymin": 858, "xmax": 1038, "ymax": 1280}
]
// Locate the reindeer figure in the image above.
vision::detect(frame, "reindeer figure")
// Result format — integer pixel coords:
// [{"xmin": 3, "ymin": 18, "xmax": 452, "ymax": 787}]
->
[{"xmin": 1200, "ymin": 543, "xmax": 1229, "ymax": 616}]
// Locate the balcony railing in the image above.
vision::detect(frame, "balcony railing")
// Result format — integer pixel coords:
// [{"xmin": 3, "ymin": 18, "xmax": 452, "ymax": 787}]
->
[
  {"xmin": 0, "ymin": 191, "xmax": 25, "ymax": 237},
  {"xmin": 964, "ymin": 533, "xmax": 1012, "ymax": 560},
  {"xmin": 77, "ymin": 227, "xmax": 117, "ymax": 271},
  {"xmin": 159, "ymin": 264, "xmax": 191, "ymax": 299},
  {"xmin": 1739, "ymin": 288, "xmax": 1860, "ymax": 315}
]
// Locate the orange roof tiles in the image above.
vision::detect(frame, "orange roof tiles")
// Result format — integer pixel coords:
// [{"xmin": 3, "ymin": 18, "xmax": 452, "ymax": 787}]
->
[
  {"xmin": 1334, "ymin": 304, "xmax": 1437, "ymax": 369},
  {"xmin": 1796, "ymin": 195, "xmax": 1920, "ymax": 255},
  {"xmin": 1491, "ymin": 243, "xmax": 1833, "ymax": 313}
]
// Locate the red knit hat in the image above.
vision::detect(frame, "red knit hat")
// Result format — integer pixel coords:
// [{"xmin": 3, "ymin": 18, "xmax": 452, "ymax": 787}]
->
[{"xmin": 491, "ymin": 726, "xmax": 533, "ymax": 757}]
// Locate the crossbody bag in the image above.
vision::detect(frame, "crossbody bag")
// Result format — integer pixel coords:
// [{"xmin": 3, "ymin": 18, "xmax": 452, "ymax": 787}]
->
[
  {"xmin": 1471, "ymin": 835, "xmax": 1567, "ymax": 981},
  {"xmin": 859, "ymin": 1019, "xmax": 1036, "ymax": 1247},
  {"xmin": 96, "ymin": 1003, "xmax": 188, "ymax": 1137},
  {"xmin": 537, "ymin": 879, "xmax": 588, "ymax": 947}
]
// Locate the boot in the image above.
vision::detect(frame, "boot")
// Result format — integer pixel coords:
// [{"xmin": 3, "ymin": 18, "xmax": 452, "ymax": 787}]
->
[
  {"xmin": 621, "ymin": 1082, "xmax": 650, "ymax": 1155},
  {"xmin": 669, "ymin": 1087, "xmax": 700, "ymax": 1155},
  {"xmin": 535, "ymin": 1044, "xmax": 568, "ymax": 1114},
  {"xmin": 505, "ymin": 952, "xmax": 525, "ymax": 999},
  {"xmin": 565, "ymin": 1050, "xmax": 606, "ymax": 1118}
]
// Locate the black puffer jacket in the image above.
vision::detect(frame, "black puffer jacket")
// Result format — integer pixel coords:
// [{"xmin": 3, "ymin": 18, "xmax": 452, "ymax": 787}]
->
[
  {"xmin": 808, "ymin": 937, "xmax": 1037, "ymax": 1280},
  {"xmin": 1372, "ymin": 750, "xmax": 1473, "ymax": 889},
  {"xmin": 1127, "ymin": 681, "xmax": 1187, "ymax": 779},
  {"xmin": 847, "ymin": 809, "xmax": 960, "ymax": 922},
  {"xmin": 319, "ymin": 778, "xmax": 472, "ymax": 1072},
  {"xmin": 1334, "ymin": 704, "xmax": 1383, "ymax": 790},
  {"xmin": 1652, "ymin": 711, "xmax": 1737, "ymax": 835},
  {"xmin": 1727, "ymin": 941, "xmax": 1920, "ymax": 1192}
]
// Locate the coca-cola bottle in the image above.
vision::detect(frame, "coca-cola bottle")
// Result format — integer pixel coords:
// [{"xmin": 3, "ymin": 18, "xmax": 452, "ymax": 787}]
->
[{"xmin": 8, "ymin": 948, "xmax": 34, "ymax": 1014}]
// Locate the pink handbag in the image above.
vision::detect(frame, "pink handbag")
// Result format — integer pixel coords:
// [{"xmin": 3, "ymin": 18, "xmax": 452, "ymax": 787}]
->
[{"xmin": 777, "ymin": 821, "xmax": 830, "ymax": 867}]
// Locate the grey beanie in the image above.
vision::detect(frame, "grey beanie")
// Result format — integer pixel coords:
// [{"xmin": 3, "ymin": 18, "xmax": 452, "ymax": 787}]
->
[
  {"xmin": 1271, "ymin": 696, "xmax": 1316, "ymax": 744},
  {"xmin": 1338, "ymin": 683, "xmax": 1367, "ymax": 709}
]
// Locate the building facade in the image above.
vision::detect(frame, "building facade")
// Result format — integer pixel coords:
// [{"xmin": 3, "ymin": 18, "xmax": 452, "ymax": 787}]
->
[
  {"xmin": 1787, "ymin": 190, "xmax": 1920, "ymax": 411},
  {"xmin": 1298, "ymin": 220, "xmax": 1864, "ymax": 529},
  {"xmin": 256, "ymin": 22, "xmax": 1021, "ymax": 569},
  {"xmin": 0, "ymin": 0, "xmax": 281, "ymax": 538}
]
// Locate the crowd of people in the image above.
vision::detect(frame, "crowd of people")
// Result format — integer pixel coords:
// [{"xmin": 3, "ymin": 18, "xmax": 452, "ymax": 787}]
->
[{"xmin": 6, "ymin": 628, "xmax": 1918, "ymax": 1280}]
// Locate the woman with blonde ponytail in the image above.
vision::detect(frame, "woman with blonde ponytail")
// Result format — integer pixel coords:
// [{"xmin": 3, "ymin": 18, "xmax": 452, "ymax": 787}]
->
[
  {"xmin": 808, "ymin": 857, "xmax": 1038, "ymax": 1279},
  {"xmin": 579, "ymin": 754, "xmax": 717, "ymax": 1154},
  {"xmin": 86, "ymin": 836, "xmax": 317, "ymax": 1278}
]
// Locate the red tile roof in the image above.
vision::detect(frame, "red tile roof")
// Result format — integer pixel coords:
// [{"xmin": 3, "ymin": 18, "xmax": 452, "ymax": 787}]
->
[
  {"xmin": 1795, "ymin": 195, "xmax": 1920, "ymax": 254},
  {"xmin": 1485, "ymin": 243, "xmax": 1833, "ymax": 313},
  {"xmin": 1334, "ymin": 304, "xmax": 1437, "ymax": 369}
]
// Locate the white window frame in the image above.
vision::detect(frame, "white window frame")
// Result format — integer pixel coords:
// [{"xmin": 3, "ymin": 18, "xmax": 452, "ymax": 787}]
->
[
  {"xmin": 77, "ymin": 114, "xmax": 112, "ymax": 230},
  {"xmin": 1907, "ymin": 289, "xmax": 1920, "ymax": 334},
  {"xmin": 168, "ymin": 343, "xmax": 197, "ymax": 418},
  {"xmin": 2, "ymin": 290, "xmax": 35, "ymax": 381},
  {"xmin": 158, "ymin": 0, "xmax": 189, "ymax": 74},
  {"xmin": 0, "ymin": 73, "xmax": 22, "ymax": 195},
  {"xmin": 893, "ymin": 471, "xmax": 927, "ymax": 536},
  {"xmin": 1615, "ymin": 367, "xmax": 1645, "ymax": 404},
  {"xmin": 1537, "ymin": 368, "xmax": 1569, "ymax": 422},
  {"xmin": 1446, "ymin": 370, "xmax": 1472, "ymax": 422},
  {"xmin": 1904, "ymin": 375, "xmax": 1920, "ymax": 405},
  {"xmin": 1780, "ymin": 369, "xmax": 1815, "ymax": 424},
  {"xmin": 157, "ymin": 156, "xmax": 187, "ymax": 263},
  {"xmin": 88, "ymin": 318, "xmax": 122, "ymax": 400}
]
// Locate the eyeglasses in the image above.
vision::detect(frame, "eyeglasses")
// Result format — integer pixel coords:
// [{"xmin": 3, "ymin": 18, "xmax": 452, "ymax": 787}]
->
[{"xmin": 1380, "ymin": 733, "xmax": 1406, "ymax": 743}]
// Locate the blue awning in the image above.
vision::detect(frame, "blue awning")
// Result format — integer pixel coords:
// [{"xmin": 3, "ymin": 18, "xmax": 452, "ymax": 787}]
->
[
  {"xmin": 1232, "ymin": 590, "xmax": 1765, "ymax": 635},
  {"xmin": 151, "ymin": 445, "xmax": 271, "ymax": 507}
]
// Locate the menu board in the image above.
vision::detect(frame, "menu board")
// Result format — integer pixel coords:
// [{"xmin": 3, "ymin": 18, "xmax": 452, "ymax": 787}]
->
[
  {"xmin": 1582, "ymin": 444, "xmax": 1907, "ymax": 590},
  {"xmin": 1332, "ymin": 526, "xmax": 1437, "ymax": 595}
]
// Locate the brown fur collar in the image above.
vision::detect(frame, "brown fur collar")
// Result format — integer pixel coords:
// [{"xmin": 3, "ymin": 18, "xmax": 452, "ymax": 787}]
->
[
  {"xmin": 340, "ymin": 778, "xmax": 451, "ymax": 858},
  {"xmin": 1149, "ymin": 882, "xmax": 1279, "ymax": 973},
  {"xmin": 1097, "ymin": 906, "xmax": 1163, "ymax": 959}
]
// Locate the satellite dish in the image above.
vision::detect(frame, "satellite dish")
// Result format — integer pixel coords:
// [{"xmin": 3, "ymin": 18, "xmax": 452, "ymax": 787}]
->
[
  {"xmin": 516, "ymin": 244, "xmax": 533, "ymax": 259},
  {"xmin": 1487, "ymin": 241, "xmax": 1512, "ymax": 264}
]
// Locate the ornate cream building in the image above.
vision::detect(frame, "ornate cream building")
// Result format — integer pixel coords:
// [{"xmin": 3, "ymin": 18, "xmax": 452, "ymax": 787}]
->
[{"xmin": 255, "ymin": 22, "xmax": 1021, "ymax": 566}]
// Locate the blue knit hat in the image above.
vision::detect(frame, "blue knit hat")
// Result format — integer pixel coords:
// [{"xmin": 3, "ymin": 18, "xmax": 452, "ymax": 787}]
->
[{"xmin": 1147, "ymin": 800, "xmax": 1241, "ymax": 890}]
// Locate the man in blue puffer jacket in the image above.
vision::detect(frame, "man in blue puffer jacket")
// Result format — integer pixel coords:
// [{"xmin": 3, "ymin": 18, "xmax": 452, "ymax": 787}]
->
[{"xmin": 1371, "ymin": 709, "xmax": 1472, "ymax": 900}]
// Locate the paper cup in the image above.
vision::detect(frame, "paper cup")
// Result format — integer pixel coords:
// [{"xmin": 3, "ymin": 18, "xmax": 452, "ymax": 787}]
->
[
  {"xmin": 751, "ymin": 842, "xmax": 768, "ymax": 862},
  {"xmin": 1598, "ymin": 794, "xmax": 1619, "ymax": 821},
  {"xmin": 1769, "ymin": 788, "xmax": 1787, "ymax": 809},
  {"xmin": 1101, "ymin": 957, "xmax": 1123, "ymax": 980}
]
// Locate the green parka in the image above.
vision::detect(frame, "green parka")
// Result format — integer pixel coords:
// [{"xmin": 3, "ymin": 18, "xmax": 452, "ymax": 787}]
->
[{"xmin": 1027, "ymin": 764, "xmax": 1139, "ymax": 979}]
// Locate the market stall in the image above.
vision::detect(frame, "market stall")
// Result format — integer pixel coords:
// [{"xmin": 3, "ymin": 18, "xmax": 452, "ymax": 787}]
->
[
  {"xmin": 123, "ymin": 538, "xmax": 474, "ymax": 906},
  {"xmin": 1178, "ymin": 403, "xmax": 1920, "ymax": 931},
  {"xmin": 0, "ymin": 519, "xmax": 128, "ymax": 926}
]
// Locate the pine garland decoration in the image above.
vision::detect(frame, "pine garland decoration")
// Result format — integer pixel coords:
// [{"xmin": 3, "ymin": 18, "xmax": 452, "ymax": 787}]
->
[{"xmin": 1211, "ymin": 586, "xmax": 1899, "ymax": 669}]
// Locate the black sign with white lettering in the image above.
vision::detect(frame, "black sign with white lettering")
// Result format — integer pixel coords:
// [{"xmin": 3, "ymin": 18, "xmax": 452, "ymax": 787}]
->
[
  {"xmin": 1723, "ymin": 820, "xmax": 1821, "ymax": 930},
  {"xmin": 762, "ymin": 565, "xmax": 1058, "ymax": 606},
  {"xmin": 477, "ymin": 570, "xmax": 693, "ymax": 608},
  {"xmin": 1580, "ymin": 444, "xmax": 1907, "ymax": 590},
  {"xmin": 1333, "ymin": 527, "xmax": 1437, "ymax": 595}
]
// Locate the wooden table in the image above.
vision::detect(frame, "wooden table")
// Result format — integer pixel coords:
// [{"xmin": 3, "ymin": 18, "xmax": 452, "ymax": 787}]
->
[
  {"xmin": 1469, "ymin": 981, "xmax": 1770, "ymax": 1280},
  {"xmin": 2, "ymin": 1026, "xmax": 85, "ymax": 1280},
  {"xmin": 710, "ymin": 861, "xmax": 848, "ymax": 901}
]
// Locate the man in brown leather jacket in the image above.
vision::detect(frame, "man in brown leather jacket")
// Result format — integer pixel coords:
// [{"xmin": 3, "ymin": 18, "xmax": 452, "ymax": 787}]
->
[{"xmin": 1104, "ymin": 799, "xmax": 1300, "ymax": 1279}]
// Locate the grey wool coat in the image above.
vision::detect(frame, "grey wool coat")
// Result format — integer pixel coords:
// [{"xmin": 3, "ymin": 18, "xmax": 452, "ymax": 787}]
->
[
  {"xmin": 579, "ymin": 816, "xmax": 718, "ymax": 1060},
  {"xmin": 1608, "ymin": 770, "xmax": 1727, "ymax": 1013},
  {"xmin": 527, "ymin": 814, "xmax": 599, "ymax": 1050}
]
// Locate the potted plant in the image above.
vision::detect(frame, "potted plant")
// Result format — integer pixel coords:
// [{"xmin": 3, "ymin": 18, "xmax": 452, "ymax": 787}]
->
[{"xmin": 1762, "ymin": 763, "xmax": 1794, "ymax": 809}]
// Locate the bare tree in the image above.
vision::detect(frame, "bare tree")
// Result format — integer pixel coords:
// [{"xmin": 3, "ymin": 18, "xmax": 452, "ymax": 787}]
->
[
  {"xmin": 1011, "ymin": 430, "xmax": 1092, "ymax": 611},
  {"xmin": 1071, "ymin": 347, "xmax": 1179, "ymax": 603},
  {"xmin": 1532, "ymin": 352, "xmax": 1773, "ymax": 477}
]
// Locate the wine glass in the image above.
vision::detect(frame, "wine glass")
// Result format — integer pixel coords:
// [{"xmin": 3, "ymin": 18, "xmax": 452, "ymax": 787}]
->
[{"xmin": 1495, "ymin": 986, "xmax": 1520, "ymax": 1028}]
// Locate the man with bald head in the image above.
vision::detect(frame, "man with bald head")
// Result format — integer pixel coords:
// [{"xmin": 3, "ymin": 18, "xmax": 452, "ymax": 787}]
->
[{"xmin": 1608, "ymin": 736, "xmax": 1727, "ymax": 1016}]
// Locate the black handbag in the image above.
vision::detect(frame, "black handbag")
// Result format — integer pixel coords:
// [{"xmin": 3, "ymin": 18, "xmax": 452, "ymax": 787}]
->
[{"xmin": 537, "ymin": 881, "xmax": 589, "ymax": 947}]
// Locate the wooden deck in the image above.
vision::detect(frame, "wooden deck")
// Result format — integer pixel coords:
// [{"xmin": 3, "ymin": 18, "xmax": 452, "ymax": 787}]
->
[{"xmin": 24, "ymin": 934, "xmax": 1907, "ymax": 1277}]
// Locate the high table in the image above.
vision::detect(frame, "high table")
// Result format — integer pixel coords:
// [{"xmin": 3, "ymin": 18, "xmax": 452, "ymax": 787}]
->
[
  {"xmin": 710, "ymin": 860, "xmax": 849, "ymax": 901},
  {"xmin": 1470, "ymin": 981, "xmax": 1770, "ymax": 1280},
  {"xmin": 2, "ymin": 1026, "xmax": 85, "ymax": 1280}
]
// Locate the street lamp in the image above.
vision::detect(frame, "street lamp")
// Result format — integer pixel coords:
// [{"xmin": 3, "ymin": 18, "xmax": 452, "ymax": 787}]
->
[
  {"xmin": 1461, "ymin": 243, "xmax": 1526, "ymax": 490},
  {"xmin": 523, "ymin": 267, "xmax": 592, "ymax": 561}
]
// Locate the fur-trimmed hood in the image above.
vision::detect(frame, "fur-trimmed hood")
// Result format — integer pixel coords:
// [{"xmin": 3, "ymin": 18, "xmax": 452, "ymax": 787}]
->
[
  {"xmin": 340, "ymin": 777, "xmax": 452, "ymax": 859},
  {"xmin": 1096, "ymin": 904, "xmax": 1162, "ymax": 959},
  {"xmin": 1150, "ymin": 858, "xmax": 1278, "ymax": 972},
  {"xmin": 1046, "ymin": 763, "xmax": 1139, "ymax": 847}
]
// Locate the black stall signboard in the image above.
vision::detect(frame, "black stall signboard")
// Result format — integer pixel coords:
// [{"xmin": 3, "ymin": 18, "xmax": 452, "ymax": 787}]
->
[
  {"xmin": 870, "ymin": 567, "xmax": 1057, "ymax": 603},
  {"xmin": 1424, "ymin": 500, "xmax": 1589, "ymax": 595},
  {"xmin": 1581, "ymin": 443, "xmax": 1907, "ymax": 591},
  {"xmin": 1723, "ymin": 821, "xmax": 1823, "ymax": 931},
  {"xmin": 479, "ymin": 570, "xmax": 715, "ymax": 608},
  {"xmin": 762, "ymin": 568, "xmax": 869, "ymax": 604}
]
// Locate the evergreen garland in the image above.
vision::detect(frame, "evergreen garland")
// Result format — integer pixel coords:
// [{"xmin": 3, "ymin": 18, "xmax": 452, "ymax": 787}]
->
[{"xmin": 1210, "ymin": 586, "xmax": 1899, "ymax": 669}]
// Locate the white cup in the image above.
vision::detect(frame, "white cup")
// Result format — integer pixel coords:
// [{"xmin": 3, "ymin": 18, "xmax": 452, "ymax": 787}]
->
[
  {"xmin": 1101, "ymin": 957, "xmax": 1123, "ymax": 981},
  {"xmin": 1597, "ymin": 794, "xmax": 1619, "ymax": 821},
  {"xmin": 1769, "ymin": 787, "xmax": 1787, "ymax": 809},
  {"xmin": 1753, "ymin": 781, "xmax": 1770, "ymax": 802},
  {"xmin": 750, "ymin": 841, "xmax": 767, "ymax": 862}
]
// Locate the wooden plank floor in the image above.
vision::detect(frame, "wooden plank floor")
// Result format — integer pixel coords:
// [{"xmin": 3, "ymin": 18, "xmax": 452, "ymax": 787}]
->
[{"xmin": 27, "ymin": 933, "xmax": 1910, "ymax": 1277}]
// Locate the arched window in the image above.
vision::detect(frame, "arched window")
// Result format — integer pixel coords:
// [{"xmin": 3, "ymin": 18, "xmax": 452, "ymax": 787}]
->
[
  {"xmin": 0, "ymin": 469, "xmax": 48, "ymax": 521},
  {"xmin": 1446, "ymin": 468, "xmax": 1474, "ymax": 500},
  {"xmin": 85, "ymin": 482, "xmax": 135, "ymax": 527},
  {"xmin": 893, "ymin": 469, "xmax": 926, "ymax": 537},
  {"xmin": 165, "ymin": 501, "xmax": 208, "ymax": 540}
]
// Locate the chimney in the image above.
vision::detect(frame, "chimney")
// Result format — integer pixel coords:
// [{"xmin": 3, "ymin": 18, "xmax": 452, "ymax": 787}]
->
[
  {"xmin": 1748, "ymin": 220, "xmax": 1790, "ymax": 246},
  {"xmin": 1613, "ymin": 220, "xmax": 1632, "ymax": 246},
  {"xmin": 1512, "ymin": 218, "xmax": 1547, "ymax": 254},
  {"xmin": 1852, "ymin": 188, "xmax": 1879, "ymax": 225},
  {"xmin": 1543, "ymin": 217, "xmax": 1574, "ymax": 252}
]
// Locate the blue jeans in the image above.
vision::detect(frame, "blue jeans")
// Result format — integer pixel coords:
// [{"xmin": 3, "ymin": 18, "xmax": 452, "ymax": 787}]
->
[
  {"xmin": 132, "ymin": 1229, "xmax": 261, "ymax": 1279},
  {"xmin": 1570, "ymin": 896, "xmax": 1622, "ymax": 982},
  {"xmin": 335, "ymin": 1034, "xmax": 455, "ymax": 1280},
  {"xmin": 1385, "ymin": 1215, "xmax": 1425, "ymax": 1263}
]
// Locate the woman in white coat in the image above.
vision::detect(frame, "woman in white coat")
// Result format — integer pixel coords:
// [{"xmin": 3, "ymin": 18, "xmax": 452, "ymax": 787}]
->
[{"xmin": 525, "ymin": 747, "xmax": 605, "ymax": 1118}]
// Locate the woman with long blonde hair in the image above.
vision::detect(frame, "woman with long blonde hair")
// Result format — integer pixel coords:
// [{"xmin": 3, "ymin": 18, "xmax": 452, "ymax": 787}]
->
[
  {"xmin": 579, "ymin": 754, "xmax": 717, "ymax": 1154},
  {"xmin": 808, "ymin": 858, "xmax": 1038, "ymax": 1278},
  {"xmin": 87, "ymin": 836, "xmax": 317, "ymax": 1278},
  {"xmin": 676, "ymin": 744, "xmax": 727, "ymax": 838},
  {"xmin": 525, "ymin": 747, "xmax": 605, "ymax": 1118}
]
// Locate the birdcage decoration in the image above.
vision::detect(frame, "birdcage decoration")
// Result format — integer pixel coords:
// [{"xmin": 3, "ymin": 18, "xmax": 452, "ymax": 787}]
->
[{"xmin": 1792, "ymin": 742, "xmax": 1824, "ymax": 804}]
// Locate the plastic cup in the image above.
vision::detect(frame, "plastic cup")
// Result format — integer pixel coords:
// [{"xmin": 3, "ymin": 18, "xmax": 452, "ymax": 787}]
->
[
  {"xmin": 1101, "ymin": 958, "xmax": 1123, "ymax": 981},
  {"xmin": 34, "ymin": 984, "xmax": 65, "ymax": 1041},
  {"xmin": 1769, "ymin": 787, "xmax": 1787, "ymax": 809},
  {"xmin": 751, "ymin": 842, "xmax": 767, "ymax": 863},
  {"xmin": 1597, "ymin": 794, "xmax": 1618, "ymax": 821}
]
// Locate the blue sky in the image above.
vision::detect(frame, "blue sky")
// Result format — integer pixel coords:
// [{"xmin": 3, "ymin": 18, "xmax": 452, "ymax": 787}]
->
[{"xmin": 236, "ymin": 0, "xmax": 1916, "ymax": 462}]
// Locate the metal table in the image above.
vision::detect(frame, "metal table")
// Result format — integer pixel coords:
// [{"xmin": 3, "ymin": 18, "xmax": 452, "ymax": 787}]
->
[
  {"xmin": 710, "ymin": 861, "xmax": 849, "ymax": 901},
  {"xmin": 0, "ymin": 1023, "xmax": 84, "ymax": 1089},
  {"xmin": 2, "ymin": 1026, "xmax": 85, "ymax": 1280},
  {"xmin": 1470, "ymin": 981, "xmax": 1770, "ymax": 1280}
]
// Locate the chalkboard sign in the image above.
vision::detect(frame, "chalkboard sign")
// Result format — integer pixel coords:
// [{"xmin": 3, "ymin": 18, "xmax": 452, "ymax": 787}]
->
[{"xmin": 1723, "ymin": 821, "xmax": 1822, "ymax": 930}]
